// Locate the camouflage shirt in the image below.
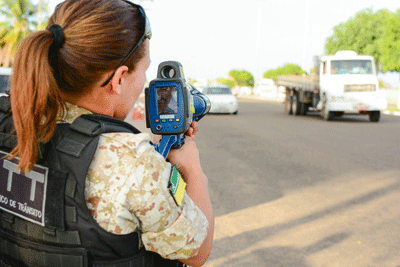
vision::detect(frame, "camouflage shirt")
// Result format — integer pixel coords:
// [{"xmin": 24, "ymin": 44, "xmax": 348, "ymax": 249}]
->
[{"xmin": 58, "ymin": 103, "xmax": 209, "ymax": 259}]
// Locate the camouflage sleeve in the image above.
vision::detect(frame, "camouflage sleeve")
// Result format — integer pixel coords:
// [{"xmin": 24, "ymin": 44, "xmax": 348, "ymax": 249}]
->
[
  {"xmin": 132, "ymin": 139, "xmax": 209, "ymax": 259},
  {"xmin": 85, "ymin": 132, "xmax": 208, "ymax": 260}
]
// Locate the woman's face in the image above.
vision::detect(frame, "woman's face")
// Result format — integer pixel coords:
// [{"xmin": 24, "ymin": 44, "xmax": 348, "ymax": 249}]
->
[{"xmin": 114, "ymin": 40, "xmax": 150, "ymax": 120}]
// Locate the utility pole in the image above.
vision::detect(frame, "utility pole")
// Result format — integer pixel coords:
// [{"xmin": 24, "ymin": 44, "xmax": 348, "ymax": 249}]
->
[
  {"xmin": 302, "ymin": 0, "xmax": 310, "ymax": 73},
  {"xmin": 255, "ymin": 0, "xmax": 265, "ymax": 81}
]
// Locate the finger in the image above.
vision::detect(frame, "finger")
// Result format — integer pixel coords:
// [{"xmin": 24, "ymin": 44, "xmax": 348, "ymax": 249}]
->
[
  {"xmin": 186, "ymin": 128, "xmax": 194, "ymax": 139},
  {"xmin": 153, "ymin": 134, "xmax": 162, "ymax": 144},
  {"xmin": 191, "ymin": 122, "xmax": 199, "ymax": 135}
]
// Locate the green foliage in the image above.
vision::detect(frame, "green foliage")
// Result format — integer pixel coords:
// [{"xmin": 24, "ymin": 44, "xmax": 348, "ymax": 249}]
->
[
  {"xmin": 379, "ymin": 10, "xmax": 400, "ymax": 72},
  {"xmin": 0, "ymin": 0, "xmax": 49, "ymax": 66},
  {"xmin": 187, "ymin": 78, "xmax": 198, "ymax": 85},
  {"xmin": 228, "ymin": 70, "xmax": 254, "ymax": 87},
  {"xmin": 216, "ymin": 78, "xmax": 235, "ymax": 88},
  {"xmin": 378, "ymin": 80, "xmax": 385, "ymax": 89},
  {"xmin": 386, "ymin": 105, "xmax": 400, "ymax": 112},
  {"xmin": 263, "ymin": 63, "xmax": 307, "ymax": 81},
  {"xmin": 324, "ymin": 8, "xmax": 392, "ymax": 71}
]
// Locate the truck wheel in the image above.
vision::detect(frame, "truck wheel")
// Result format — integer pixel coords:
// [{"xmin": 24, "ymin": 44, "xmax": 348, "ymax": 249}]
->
[
  {"xmin": 369, "ymin": 111, "xmax": 380, "ymax": 122},
  {"xmin": 285, "ymin": 95, "xmax": 293, "ymax": 115},
  {"xmin": 324, "ymin": 111, "xmax": 334, "ymax": 121},
  {"xmin": 321, "ymin": 94, "xmax": 334, "ymax": 121},
  {"xmin": 293, "ymin": 93, "xmax": 301, "ymax": 116},
  {"xmin": 300, "ymin": 103, "xmax": 308, "ymax": 116}
]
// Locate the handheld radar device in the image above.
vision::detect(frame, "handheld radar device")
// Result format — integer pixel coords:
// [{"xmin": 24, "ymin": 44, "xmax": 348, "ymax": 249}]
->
[{"xmin": 145, "ymin": 61, "xmax": 211, "ymax": 158}]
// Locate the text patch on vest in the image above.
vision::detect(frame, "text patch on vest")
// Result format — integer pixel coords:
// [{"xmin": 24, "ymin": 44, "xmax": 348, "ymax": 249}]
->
[{"xmin": 0, "ymin": 151, "xmax": 48, "ymax": 226}]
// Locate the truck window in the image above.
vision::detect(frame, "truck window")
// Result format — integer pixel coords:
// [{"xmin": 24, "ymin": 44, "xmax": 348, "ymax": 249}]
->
[{"xmin": 331, "ymin": 60, "xmax": 373, "ymax": 75}]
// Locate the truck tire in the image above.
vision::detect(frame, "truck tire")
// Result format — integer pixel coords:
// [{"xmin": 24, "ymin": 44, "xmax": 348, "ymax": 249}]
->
[
  {"xmin": 369, "ymin": 111, "xmax": 380, "ymax": 122},
  {"xmin": 293, "ymin": 92, "xmax": 301, "ymax": 116},
  {"xmin": 300, "ymin": 102, "xmax": 308, "ymax": 116},
  {"xmin": 321, "ymin": 94, "xmax": 334, "ymax": 121},
  {"xmin": 285, "ymin": 95, "xmax": 293, "ymax": 115},
  {"xmin": 324, "ymin": 110, "xmax": 334, "ymax": 121}
]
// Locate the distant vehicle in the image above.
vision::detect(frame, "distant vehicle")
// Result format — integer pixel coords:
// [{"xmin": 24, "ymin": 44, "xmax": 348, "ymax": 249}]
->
[
  {"xmin": 253, "ymin": 78, "xmax": 285, "ymax": 98},
  {"xmin": 277, "ymin": 51, "xmax": 387, "ymax": 122},
  {"xmin": 0, "ymin": 67, "xmax": 12, "ymax": 95},
  {"xmin": 203, "ymin": 85, "xmax": 238, "ymax": 114}
]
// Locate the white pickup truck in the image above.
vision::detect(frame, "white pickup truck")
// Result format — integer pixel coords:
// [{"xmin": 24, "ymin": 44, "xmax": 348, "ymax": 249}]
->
[{"xmin": 277, "ymin": 51, "xmax": 387, "ymax": 122}]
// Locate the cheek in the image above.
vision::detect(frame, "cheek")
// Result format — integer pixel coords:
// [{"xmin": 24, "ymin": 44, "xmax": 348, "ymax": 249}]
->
[{"xmin": 136, "ymin": 74, "xmax": 146, "ymax": 95}]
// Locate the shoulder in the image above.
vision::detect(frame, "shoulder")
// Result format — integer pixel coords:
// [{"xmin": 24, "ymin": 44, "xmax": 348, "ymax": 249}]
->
[
  {"xmin": 91, "ymin": 131, "xmax": 170, "ymax": 190},
  {"xmin": 87, "ymin": 131, "xmax": 164, "ymax": 194},
  {"xmin": 86, "ymin": 131, "xmax": 169, "ymax": 233},
  {"xmin": 98, "ymin": 132, "xmax": 154, "ymax": 158}
]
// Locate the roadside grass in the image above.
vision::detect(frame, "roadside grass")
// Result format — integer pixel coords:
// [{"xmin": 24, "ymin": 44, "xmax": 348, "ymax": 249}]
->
[{"xmin": 386, "ymin": 105, "xmax": 400, "ymax": 112}]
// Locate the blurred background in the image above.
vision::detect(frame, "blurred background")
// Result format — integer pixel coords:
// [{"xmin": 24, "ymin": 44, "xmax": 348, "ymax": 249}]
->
[{"xmin": 2, "ymin": 0, "xmax": 400, "ymax": 109}]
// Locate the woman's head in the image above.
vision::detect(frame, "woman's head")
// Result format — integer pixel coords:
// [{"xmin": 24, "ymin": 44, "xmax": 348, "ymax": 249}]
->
[
  {"xmin": 10, "ymin": 0, "xmax": 151, "ymax": 171},
  {"xmin": 46, "ymin": 0, "xmax": 149, "ymax": 95}
]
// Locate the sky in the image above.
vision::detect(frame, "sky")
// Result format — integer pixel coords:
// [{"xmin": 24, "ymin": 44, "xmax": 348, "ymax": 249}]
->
[{"xmin": 48, "ymin": 0, "xmax": 400, "ymax": 82}]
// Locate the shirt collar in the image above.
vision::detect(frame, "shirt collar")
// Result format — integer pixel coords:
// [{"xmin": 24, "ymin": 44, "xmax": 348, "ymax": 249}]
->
[{"xmin": 57, "ymin": 102, "xmax": 93, "ymax": 124}]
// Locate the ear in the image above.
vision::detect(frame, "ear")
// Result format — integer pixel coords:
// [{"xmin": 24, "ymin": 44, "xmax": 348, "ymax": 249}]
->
[{"xmin": 109, "ymin": 65, "xmax": 129, "ymax": 95}]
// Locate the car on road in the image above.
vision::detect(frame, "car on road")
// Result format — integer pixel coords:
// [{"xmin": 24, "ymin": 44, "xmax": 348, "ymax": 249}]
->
[
  {"xmin": 0, "ymin": 67, "xmax": 12, "ymax": 95},
  {"xmin": 203, "ymin": 85, "xmax": 238, "ymax": 114}
]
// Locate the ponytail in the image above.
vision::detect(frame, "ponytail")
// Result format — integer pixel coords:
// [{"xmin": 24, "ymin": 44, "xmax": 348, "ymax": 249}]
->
[
  {"xmin": 8, "ymin": 0, "xmax": 146, "ymax": 172},
  {"xmin": 10, "ymin": 30, "xmax": 64, "ymax": 172}
]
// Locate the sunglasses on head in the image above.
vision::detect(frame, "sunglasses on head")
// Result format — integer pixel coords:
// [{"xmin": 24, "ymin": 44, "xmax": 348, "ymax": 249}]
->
[{"xmin": 101, "ymin": 0, "xmax": 152, "ymax": 87}]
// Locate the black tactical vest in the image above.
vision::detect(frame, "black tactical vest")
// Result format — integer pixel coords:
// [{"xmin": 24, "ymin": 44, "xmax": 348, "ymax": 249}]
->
[{"xmin": 0, "ymin": 97, "xmax": 184, "ymax": 267}]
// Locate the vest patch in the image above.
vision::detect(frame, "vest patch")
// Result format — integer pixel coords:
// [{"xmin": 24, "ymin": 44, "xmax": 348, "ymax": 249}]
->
[
  {"xmin": 169, "ymin": 165, "xmax": 186, "ymax": 206},
  {"xmin": 0, "ymin": 151, "xmax": 48, "ymax": 226}
]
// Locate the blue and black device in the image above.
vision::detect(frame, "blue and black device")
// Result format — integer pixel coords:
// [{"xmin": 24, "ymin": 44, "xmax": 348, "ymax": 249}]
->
[{"xmin": 145, "ymin": 61, "xmax": 211, "ymax": 158}]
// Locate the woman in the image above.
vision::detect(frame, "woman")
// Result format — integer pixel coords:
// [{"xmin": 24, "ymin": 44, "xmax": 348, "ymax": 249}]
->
[{"xmin": 0, "ymin": 0, "xmax": 214, "ymax": 266}]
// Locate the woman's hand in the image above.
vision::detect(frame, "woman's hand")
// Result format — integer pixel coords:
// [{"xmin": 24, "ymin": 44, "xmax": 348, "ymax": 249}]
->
[
  {"xmin": 167, "ymin": 136, "xmax": 202, "ymax": 180},
  {"xmin": 186, "ymin": 121, "xmax": 198, "ymax": 139},
  {"xmin": 153, "ymin": 134, "xmax": 162, "ymax": 144},
  {"xmin": 153, "ymin": 121, "xmax": 198, "ymax": 144}
]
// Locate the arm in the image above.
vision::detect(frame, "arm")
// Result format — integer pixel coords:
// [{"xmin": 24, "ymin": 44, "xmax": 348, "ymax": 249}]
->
[{"xmin": 167, "ymin": 137, "xmax": 214, "ymax": 267}]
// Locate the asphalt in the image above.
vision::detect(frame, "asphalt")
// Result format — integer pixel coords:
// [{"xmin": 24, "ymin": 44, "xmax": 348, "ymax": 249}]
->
[{"xmin": 125, "ymin": 97, "xmax": 400, "ymax": 267}]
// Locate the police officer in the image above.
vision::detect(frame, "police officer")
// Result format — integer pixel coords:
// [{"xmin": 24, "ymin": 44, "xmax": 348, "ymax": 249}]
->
[{"xmin": 0, "ymin": 0, "xmax": 214, "ymax": 266}]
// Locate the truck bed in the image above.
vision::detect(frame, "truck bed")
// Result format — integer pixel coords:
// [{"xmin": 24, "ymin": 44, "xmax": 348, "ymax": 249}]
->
[{"xmin": 277, "ymin": 75, "xmax": 319, "ymax": 91}]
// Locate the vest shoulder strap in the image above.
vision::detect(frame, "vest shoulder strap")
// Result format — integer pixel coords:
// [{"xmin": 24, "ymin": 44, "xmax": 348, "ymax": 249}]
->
[{"xmin": 56, "ymin": 114, "xmax": 141, "ymax": 157}]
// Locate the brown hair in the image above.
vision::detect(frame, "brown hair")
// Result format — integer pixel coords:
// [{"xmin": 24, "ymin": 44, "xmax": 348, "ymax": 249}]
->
[{"xmin": 10, "ymin": 0, "xmax": 146, "ymax": 172}]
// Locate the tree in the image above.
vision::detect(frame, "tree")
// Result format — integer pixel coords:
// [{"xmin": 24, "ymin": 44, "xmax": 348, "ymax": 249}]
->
[
  {"xmin": 0, "ymin": 0, "xmax": 49, "ymax": 67},
  {"xmin": 324, "ymin": 8, "xmax": 391, "ymax": 70},
  {"xmin": 216, "ymin": 78, "xmax": 235, "ymax": 88},
  {"xmin": 228, "ymin": 70, "xmax": 255, "ymax": 88},
  {"xmin": 263, "ymin": 63, "xmax": 306, "ymax": 81},
  {"xmin": 379, "ymin": 9, "xmax": 400, "ymax": 72}
]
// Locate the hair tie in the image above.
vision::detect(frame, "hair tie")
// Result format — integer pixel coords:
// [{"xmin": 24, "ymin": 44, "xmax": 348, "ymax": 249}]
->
[{"xmin": 48, "ymin": 24, "xmax": 65, "ymax": 48}]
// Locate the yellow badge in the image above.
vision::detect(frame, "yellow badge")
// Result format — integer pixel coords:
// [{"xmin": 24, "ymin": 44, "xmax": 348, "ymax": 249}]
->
[{"xmin": 169, "ymin": 165, "xmax": 186, "ymax": 206}]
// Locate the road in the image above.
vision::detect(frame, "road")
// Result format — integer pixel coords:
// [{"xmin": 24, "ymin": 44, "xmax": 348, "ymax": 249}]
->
[{"xmin": 189, "ymin": 98, "xmax": 400, "ymax": 267}]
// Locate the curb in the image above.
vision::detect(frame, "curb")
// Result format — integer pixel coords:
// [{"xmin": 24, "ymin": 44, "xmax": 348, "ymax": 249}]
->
[
  {"xmin": 383, "ymin": 110, "xmax": 400, "ymax": 116},
  {"xmin": 237, "ymin": 95, "xmax": 400, "ymax": 117},
  {"xmin": 237, "ymin": 95, "xmax": 284, "ymax": 103}
]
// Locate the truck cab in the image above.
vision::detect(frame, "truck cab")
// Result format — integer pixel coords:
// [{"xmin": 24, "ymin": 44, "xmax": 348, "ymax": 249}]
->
[{"xmin": 317, "ymin": 51, "xmax": 387, "ymax": 121}]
